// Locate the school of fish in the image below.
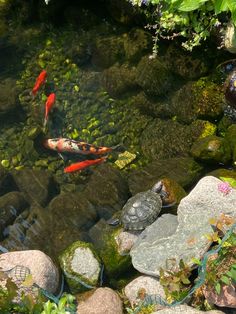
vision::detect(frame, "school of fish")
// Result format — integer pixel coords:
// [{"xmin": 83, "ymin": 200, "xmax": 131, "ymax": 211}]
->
[{"xmin": 32, "ymin": 70, "xmax": 114, "ymax": 173}]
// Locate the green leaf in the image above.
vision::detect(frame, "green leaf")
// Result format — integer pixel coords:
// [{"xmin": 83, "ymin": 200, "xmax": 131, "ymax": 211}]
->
[
  {"xmin": 227, "ymin": 268, "xmax": 236, "ymax": 281},
  {"xmin": 220, "ymin": 275, "xmax": 230, "ymax": 285},
  {"xmin": 191, "ymin": 257, "xmax": 202, "ymax": 265},
  {"xmin": 178, "ymin": 0, "xmax": 208, "ymax": 11},
  {"xmin": 214, "ymin": 0, "xmax": 229, "ymax": 14},
  {"xmin": 215, "ymin": 282, "xmax": 221, "ymax": 294}
]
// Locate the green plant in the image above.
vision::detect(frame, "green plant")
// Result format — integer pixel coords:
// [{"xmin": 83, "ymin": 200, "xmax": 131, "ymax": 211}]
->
[
  {"xmin": 128, "ymin": 0, "xmax": 236, "ymax": 51},
  {"xmin": 41, "ymin": 294, "xmax": 76, "ymax": 314},
  {"xmin": 159, "ymin": 259, "xmax": 192, "ymax": 303}
]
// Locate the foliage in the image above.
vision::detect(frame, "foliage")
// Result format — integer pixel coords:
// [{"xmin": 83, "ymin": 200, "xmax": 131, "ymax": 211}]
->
[
  {"xmin": 159, "ymin": 259, "xmax": 192, "ymax": 303},
  {"xmin": 0, "ymin": 271, "xmax": 77, "ymax": 314},
  {"xmin": 126, "ymin": 303, "xmax": 156, "ymax": 314},
  {"xmin": 128, "ymin": 0, "xmax": 236, "ymax": 51}
]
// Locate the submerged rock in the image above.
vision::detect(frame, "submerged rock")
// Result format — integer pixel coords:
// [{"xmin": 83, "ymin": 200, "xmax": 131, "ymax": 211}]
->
[
  {"xmin": 136, "ymin": 55, "xmax": 174, "ymax": 96},
  {"xmin": 59, "ymin": 240, "xmax": 102, "ymax": 293},
  {"xmin": 76, "ymin": 287, "xmax": 123, "ymax": 314},
  {"xmin": 0, "ymin": 191, "xmax": 28, "ymax": 239},
  {"xmin": 0, "ymin": 78, "xmax": 19, "ymax": 117},
  {"xmin": 11, "ymin": 169, "xmax": 59, "ymax": 207},
  {"xmin": 190, "ymin": 135, "xmax": 232, "ymax": 165},
  {"xmin": 130, "ymin": 176, "xmax": 236, "ymax": 277},
  {"xmin": 128, "ymin": 157, "xmax": 203, "ymax": 195}
]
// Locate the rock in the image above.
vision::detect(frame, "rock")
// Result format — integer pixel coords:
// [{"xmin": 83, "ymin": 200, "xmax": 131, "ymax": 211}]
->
[
  {"xmin": 128, "ymin": 157, "xmax": 203, "ymax": 195},
  {"xmin": 140, "ymin": 119, "xmax": 201, "ymax": 161},
  {"xmin": 160, "ymin": 178, "xmax": 187, "ymax": 209},
  {"xmin": 115, "ymin": 151, "xmax": 137, "ymax": 169},
  {"xmin": 0, "ymin": 191, "xmax": 29, "ymax": 239},
  {"xmin": 163, "ymin": 44, "xmax": 209, "ymax": 79},
  {"xmin": 0, "ymin": 165, "xmax": 10, "ymax": 196},
  {"xmin": 190, "ymin": 135, "xmax": 232, "ymax": 165},
  {"xmin": 203, "ymin": 284, "xmax": 236, "ymax": 308},
  {"xmin": 130, "ymin": 176, "xmax": 236, "ymax": 276},
  {"xmin": 101, "ymin": 63, "xmax": 138, "ymax": 98},
  {"xmin": 59, "ymin": 241, "xmax": 102, "ymax": 293},
  {"xmin": 224, "ymin": 22, "xmax": 236, "ymax": 54},
  {"xmin": 123, "ymin": 28, "xmax": 152, "ymax": 63},
  {"xmin": 152, "ymin": 304, "xmax": 225, "ymax": 313},
  {"xmin": 207, "ymin": 168, "xmax": 236, "ymax": 181},
  {"xmin": 83, "ymin": 164, "xmax": 130, "ymax": 219},
  {"xmin": 170, "ymin": 80, "xmax": 224, "ymax": 124},
  {"xmin": 106, "ymin": 0, "xmax": 142, "ymax": 25},
  {"xmin": 11, "ymin": 168, "xmax": 59, "ymax": 207},
  {"xmin": 0, "ymin": 78, "xmax": 19, "ymax": 116},
  {"xmin": 115, "ymin": 229, "xmax": 140, "ymax": 255},
  {"xmin": 225, "ymin": 125, "xmax": 236, "ymax": 156},
  {"xmin": 136, "ymin": 56, "xmax": 174, "ymax": 96},
  {"xmin": 89, "ymin": 219, "xmax": 132, "ymax": 277},
  {"xmin": 0, "ymin": 250, "xmax": 60, "ymax": 294},
  {"xmin": 124, "ymin": 275, "xmax": 166, "ymax": 307},
  {"xmin": 76, "ymin": 287, "xmax": 123, "ymax": 314},
  {"xmin": 91, "ymin": 35, "xmax": 125, "ymax": 69}
]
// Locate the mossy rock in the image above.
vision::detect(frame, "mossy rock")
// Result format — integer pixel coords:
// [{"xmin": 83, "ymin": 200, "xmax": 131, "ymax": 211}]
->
[
  {"xmin": 225, "ymin": 124, "xmax": 236, "ymax": 151},
  {"xmin": 190, "ymin": 135, "xmax": 232, "ymax": 165},
  {"xmin": 207, "ymin": 168, "xmax": 236, "ymax": 181},
  {"xmin": 59, "ymin": 240, "xmax": 102, "ymax": 293},
  {"xmin": 136, "ymin": 55, "xmax": 174, "ymax": 96},
  {"xmin": 191, "ymin": 120, "xmax": 217, "ymax": 139},
  {"xmin": 89, "ymin": 219, "xmax": 132, "ymax": 278}
]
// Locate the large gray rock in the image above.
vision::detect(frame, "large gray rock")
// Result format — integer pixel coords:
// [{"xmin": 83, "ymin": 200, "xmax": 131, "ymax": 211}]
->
[
  {"xmin": 131, "ymin": 176, "xmax": 236, "ymax": 276},
  {"xmin": 152, "ymin": 305, "xmax": 224, "ymax": 313}
]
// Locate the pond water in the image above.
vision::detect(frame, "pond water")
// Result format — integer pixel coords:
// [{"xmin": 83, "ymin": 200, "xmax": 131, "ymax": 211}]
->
[{"xmin": 0, "ymin": 0, "xmax": 236, "ymax": 292}]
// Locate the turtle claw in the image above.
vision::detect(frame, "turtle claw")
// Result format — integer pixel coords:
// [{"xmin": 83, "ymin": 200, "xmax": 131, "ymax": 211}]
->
[{"xmin": 107, "ymin": 217, "xmax": 120, "ymax": 226}]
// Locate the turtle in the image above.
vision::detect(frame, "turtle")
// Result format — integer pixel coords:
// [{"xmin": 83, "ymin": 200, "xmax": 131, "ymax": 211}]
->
[{"xmin": 108, "ymin": 181, "xmax": 171, "ymax": 231}]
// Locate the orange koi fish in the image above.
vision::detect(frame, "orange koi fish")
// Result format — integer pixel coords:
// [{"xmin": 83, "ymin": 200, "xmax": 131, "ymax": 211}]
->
[
  {"xmin": 44, "ymin": 93, "xmax": 56, "ymax": 127},
  {"xmin": 64, "ymin": 157, "xmax": 107, "ymax": 173},
  {"xmin": 32, "ymin": 70, "xmax": 47, "ymax": 96},
  {"xmin": 43, "ymin": 138, "xmax": 114, "ymax": 155}
]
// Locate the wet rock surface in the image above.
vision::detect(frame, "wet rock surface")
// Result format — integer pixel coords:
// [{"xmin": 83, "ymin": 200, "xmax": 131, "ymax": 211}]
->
[
  {"xmin": 131, "ymin": 176, "xmax": 236, "ymax": 277},
  {"xmin": 152, "ymin": 305, "xmax": 225, "ymax": 313},
  {"xmin": 0, "ymin": 78, "xmax": 19, "ymax": 116},
  {"xmin": 11, "ymin": 169, "xmax": 59, "ymax": 207}
]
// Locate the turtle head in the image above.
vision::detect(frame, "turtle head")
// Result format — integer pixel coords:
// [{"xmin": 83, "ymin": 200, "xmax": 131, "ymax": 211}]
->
[{"xmin": 151, "ymin": 180, "xmax": 168, "ymax": 200}]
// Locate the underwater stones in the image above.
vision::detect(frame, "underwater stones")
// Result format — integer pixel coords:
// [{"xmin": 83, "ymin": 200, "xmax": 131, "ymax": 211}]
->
[
  {"xmin": 59, "ymin": 240, "xmax": 102, "ymax": 293},
  {"xmin": 171, "ymin": 80, "xmax": 224, "ymax": 124},
  {"xmin": 115, "ymin": 151, "xmax": 137, "ymax": 169},
  {"xmin": 164, "ymin": 44, "xmax": 208, "ymax": 79},
  {"xmin": 11, "ymin": 168, "xmax": 59, "ymax": 207},
  {"xmin": 91, "ymin": 35, "xmax": 125, "ymax": 69},
  {"xmin": 128, "ymin": 157, "xmax": 203, "ymax": 195},
  {"xmin": 140, "ymin": 119, "xmax": 198, "ymax": 161},
  {"xmin": 101, "ymin": 63, "xmax": 138, "ymax": 98},
  {"xmin": 83, "ymin": 164, "xmax": 130, "ymax": 219},
  {"xmin": 123, "ymin": 28, "xmax": 152, "ymax": 63},
  {"xmin": 76, "ymin": 287, "xmax": 123, "ymax": 314},
  {"xmin": 224, "ymin": 70, "xmax": 236, "ymax": 110},
  {"xmin": 0, "ymin": 191, "xmax": 28, "ymax": 239},
  {"xmin": 136, "ymin": 56, "xmax": 173, "ymax": 96},
  {"xmin": 89, "ymin": 219, "xmax": 132, "ymax": 278},
  {"xmin": 130, "ymin": 176, "xmax": 236, "ymax": 277},
  {"xmin": 0, "ymin": 250, "xmax": 60, "ymax": 294},
  {"xmin": 190, "ymin": 135, "xmax": 232, "ymax": 165},
  {"xmin": 0, "ymin": 78, "xmax": 19, "ymax": 116}
]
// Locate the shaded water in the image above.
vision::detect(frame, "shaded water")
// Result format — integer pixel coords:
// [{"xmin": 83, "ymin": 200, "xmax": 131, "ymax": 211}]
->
[{"xmin": 0, "ymin": 0, "xmax": 235, "ymax": 293}]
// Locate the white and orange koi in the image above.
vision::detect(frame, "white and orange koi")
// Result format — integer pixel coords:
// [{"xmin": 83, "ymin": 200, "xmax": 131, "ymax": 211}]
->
[{"xmin": 43, "ymin": 138, "xmax": 114, "ymax": 155}]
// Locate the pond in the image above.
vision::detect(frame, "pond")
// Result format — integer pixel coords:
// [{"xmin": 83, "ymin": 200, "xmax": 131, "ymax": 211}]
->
[{"xmin": 0, "ymin": 0, "xmax": 236, "ymax": 304}]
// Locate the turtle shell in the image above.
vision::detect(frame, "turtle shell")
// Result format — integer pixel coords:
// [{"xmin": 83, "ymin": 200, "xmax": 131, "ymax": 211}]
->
[{"xmin": 120, "ymin": 190, "xmax": 162, "ymax": 231}]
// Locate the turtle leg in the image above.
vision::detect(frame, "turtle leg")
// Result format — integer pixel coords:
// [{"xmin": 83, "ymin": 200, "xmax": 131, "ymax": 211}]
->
[{"xmin": 107, "ymin": 217, "xmax": 120, "ymax": 226}]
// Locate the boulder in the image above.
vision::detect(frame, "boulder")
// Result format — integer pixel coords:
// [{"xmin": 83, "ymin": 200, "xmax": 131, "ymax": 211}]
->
[
  {"xmin": 76, "ymin": 287, "xmax": 123, "ymax": 314},
  {"xmin": 89, "ymin": 219, "xmax": 132, "ymax": 278},
  {"xmin": 128, "ymin": 157, "xmax": 203, "ymax": 195},
  {"xmin": 136, "ymin": 56, "xmax": 174, "ymax": 96},
  {"xmin": 124, "ymin": 275, "xmax": 166, "ymax": 307},
  {"xmin": 152, "ymin": 304, "xmax": 224, "ymax": 313},
  {"xmin": 59, "ymin": 241, "xmax": 102, "ymax": 293},
  {"xmin": 190, "ymin": 135, "xmax": 232, "ymax": 165},
  {"xmin": 131, "ymin": 176, "xmax": 236, "ymax": 276},
  {"xmin": 11, "ymin": 168, "xmax": 59, "ymax": 207},
  {"xmin": 0, "ymin": 250, "xmax": 60, "ymax": 294},
  {"xmin": 0, "ymin": 191, "xmax": 28, "ymax": 239}
]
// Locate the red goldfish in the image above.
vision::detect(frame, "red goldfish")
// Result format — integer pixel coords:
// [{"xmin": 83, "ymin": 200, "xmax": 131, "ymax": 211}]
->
[
  {"xmin": 32, "ymin": 70, "xmax": 47, "ymax": 96},
  {"xmin": 44, "ymin": 93, "xmax": 56, "ymax": 127},
  {"xmin": 43, "ymin": 138, "xmax": 113, "ymax": 155},
  {"xmin": 64, "ymin": 157, "xmax": 107, "ymax": 173}
]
